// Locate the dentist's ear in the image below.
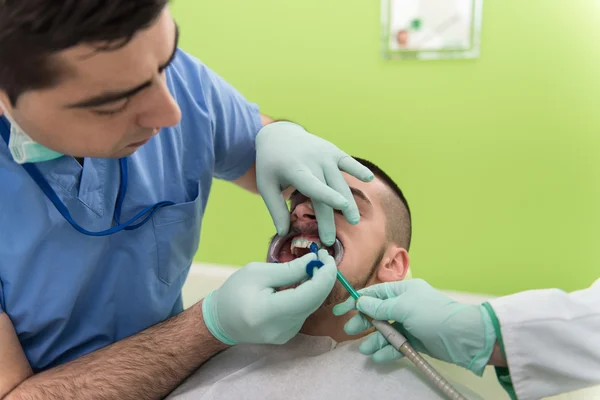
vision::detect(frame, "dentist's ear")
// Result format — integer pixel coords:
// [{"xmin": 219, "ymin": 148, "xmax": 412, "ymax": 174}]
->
[
  {"xmin": 0, "ymin": 92, "xmax": 11, "ymax": 116},
  {"xmin": 376, "ymin": 246, "xmax": 410, "ymax": 282}
]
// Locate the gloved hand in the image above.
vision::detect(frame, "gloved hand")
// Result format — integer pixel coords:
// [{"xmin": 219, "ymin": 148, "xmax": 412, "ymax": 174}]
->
[
  {"xmin": 255, "ymin": 122, "xmax": 373, "ymax": 246},
  {"xmin": 203, "ymin": 250, "xmax": 337, "ymax": 345},
  {"xmin": 332, "ymin": 279, "xmax": 497, "ymax": 376}
]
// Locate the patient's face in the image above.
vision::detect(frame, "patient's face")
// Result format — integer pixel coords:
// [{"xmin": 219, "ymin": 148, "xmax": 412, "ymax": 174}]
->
[{"xmin": 272, "ymin": 173, "xmax": 394, "ymax": 306}]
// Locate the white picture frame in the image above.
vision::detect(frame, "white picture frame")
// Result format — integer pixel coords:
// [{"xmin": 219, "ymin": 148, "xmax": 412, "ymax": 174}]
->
[{"xmin": 381, "ymin": 0, "xmax": 483, "ymax": 60}]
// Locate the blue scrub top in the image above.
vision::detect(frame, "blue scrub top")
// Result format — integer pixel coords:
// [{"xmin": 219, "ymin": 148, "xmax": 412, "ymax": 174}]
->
[{"xmin": 0, "ymin": 49, "xmax": 262, "ymax": 372}]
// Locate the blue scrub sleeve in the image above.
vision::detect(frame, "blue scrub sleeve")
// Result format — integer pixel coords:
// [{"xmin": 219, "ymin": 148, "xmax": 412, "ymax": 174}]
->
[
  {"xmin": 173, "ymin": 51, "xmax": 263, "ymax": 181},
  {"xmin": 202, "ymin": 68, "xmax": 262, "ymax": 181},
  {"xmin": 0, "ymin": 276, "xmax": 5, "ymax": 313}
]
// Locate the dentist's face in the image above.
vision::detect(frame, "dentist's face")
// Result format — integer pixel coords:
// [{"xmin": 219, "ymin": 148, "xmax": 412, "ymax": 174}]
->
[{"xmin": 0, "ymin": 9, "xmax": 181, "ymax": 159}]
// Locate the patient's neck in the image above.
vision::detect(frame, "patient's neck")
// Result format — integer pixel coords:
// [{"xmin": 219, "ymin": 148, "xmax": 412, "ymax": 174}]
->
[{"xmin": 300, "ymin": 306, "xmax": 374, "ymax": 343}]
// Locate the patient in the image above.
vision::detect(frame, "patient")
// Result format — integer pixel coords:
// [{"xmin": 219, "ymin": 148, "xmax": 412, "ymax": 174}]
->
[
  {"xmin": 168, "ymin": 158, "xmax": 487, "ymax": 400},
  {"xmin": 272, "ymin": 157, "xmax": 412, "ymax": 343}
]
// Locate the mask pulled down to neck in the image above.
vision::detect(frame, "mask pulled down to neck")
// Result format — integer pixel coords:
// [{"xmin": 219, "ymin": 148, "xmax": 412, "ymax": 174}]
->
[{"xmin": 0, "ymin": 103, "xmax": 63, "ymax": 164}]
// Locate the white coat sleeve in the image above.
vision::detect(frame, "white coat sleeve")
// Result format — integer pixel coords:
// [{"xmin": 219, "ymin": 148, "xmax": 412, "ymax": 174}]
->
[{"xmin": 486, "ymin": 278, "xmax": 600, "ymax": 400}]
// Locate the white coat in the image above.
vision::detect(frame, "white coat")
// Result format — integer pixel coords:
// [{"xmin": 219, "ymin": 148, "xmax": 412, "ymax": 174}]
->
[{"xmin": 488, "ymin": 278, "xmax": 600, "ymax": 399}]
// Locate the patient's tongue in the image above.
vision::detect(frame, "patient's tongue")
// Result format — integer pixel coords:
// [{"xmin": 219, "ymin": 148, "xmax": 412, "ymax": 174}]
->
[
  {"xmin": 278, "ymin": 237, "xmax": 296, "ymax": 262},
  {"xmin": 279, "ymin": 246, "xmax": 294, "ymax": 263}
]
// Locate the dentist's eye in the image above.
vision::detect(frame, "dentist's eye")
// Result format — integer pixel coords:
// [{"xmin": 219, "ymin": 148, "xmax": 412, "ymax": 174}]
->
[
  {"xmin": 93, "ymin": 108, "xmax": 125, "ymax": 117},
  {"xmin": 92, "ymin": 98, "xmax": 130, "ymax": 117}
]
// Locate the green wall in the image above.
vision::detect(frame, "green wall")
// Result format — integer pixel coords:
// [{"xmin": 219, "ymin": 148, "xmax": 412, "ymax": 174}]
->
[{"xmin": 173, "ymin": 0, "xmax": 600, "ymax": 296}]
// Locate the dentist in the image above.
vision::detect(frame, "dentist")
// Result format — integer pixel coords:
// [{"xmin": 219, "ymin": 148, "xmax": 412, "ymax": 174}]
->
[{"xmin": 0, "ymin": 2, "xmax": 372, "ymax": 399}]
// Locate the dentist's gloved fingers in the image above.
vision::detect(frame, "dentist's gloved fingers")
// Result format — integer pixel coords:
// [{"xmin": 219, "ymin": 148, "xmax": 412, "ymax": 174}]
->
[
  {"xmin": 312, "ymin": 199, "xmax": 336, "ymax": 246},
  {"xmin": 360, "ymin": 333, "xmax": 403, "ymax": 363},
  {"xmin": 288, "ymin": 169, "xmax": 349, "ymax": 212},
  {"xmin": 359, "ymin": 331, "xmax": 386, "ymax": 355},
  {"xmin": 333, "ymin": 296, "xmax": 357, "ymax": 316},
  {"xmin": 372, "ymin": 345, "xmax": 403, "ymax": 363},
  {"xmin": 256, "ymin": 253, "xmax": 317, "ymax": 287},
  {"xmin": 258, "ymin": 179, "xmax": 291, "ymax": 237},
  {"xmin": 323, "ymin": 164, "xmax": 360, "ymax": 226},
  {"xmin": 338, "ymin": 155, "xmax": 374, "ymax": 183},
  {"xmin": 272, "ymin": 257, "xmax": 337, "ymax": 315},
  {"xmin": 359, "ymin": 332, "xmax": 403, "ymax": 363},
  {"xmin": 356, "ymin": 296, "xmax": 399, "ymax": 322},
  {"xmin": 344, "ymin": 313, "xmax": 373, "ymax": 335},
  {"xmin": 357, "ymin": 279, "xmax": 431, "ymax": 300},
  {"xmin": 317, "ymin": 249, "xmax": 334, "ymax": 263},
  {"xmin": 313, "ymin": 249, "xmax": 335, "ymax": 273}
]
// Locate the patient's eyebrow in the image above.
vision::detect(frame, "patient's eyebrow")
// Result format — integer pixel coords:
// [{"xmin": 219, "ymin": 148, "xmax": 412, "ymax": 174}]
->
[
  {"xmin": 64, "ymin": 24, "xmax": 180, "ymax": 109},
  {"xmin": 350, "ymin": 187, "xmax": 372, "ymax": 207}
]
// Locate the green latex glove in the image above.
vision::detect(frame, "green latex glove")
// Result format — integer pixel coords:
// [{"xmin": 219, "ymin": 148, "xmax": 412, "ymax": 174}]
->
[
  {"xmin": 203, "ymin": 250, "xmax": 336, "ymax": 345},
  {"xmin": 255, "ymin": 122, "xmax": 373, "ymax": 246},
  {"xmin": 332, "ymin": 279, "xmax": 497, "ymax": 376}
]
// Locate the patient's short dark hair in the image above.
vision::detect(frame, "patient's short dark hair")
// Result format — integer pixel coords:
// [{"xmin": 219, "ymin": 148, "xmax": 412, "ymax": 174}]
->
[{"xmin": 353, "ymin": 157, "xmax": 412, "ymax": 251}]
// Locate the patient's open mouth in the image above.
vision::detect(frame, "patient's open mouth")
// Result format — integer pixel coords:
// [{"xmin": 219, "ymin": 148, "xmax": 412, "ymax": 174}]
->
[{"xmin": 267, "ymin": 230, "xmax": 344, "ymax": 265}]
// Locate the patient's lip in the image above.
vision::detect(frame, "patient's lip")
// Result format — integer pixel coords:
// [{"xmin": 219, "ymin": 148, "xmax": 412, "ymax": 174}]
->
[{"xmin": 127, "ymin": 137, "xmax": 151, "ymax": 148}]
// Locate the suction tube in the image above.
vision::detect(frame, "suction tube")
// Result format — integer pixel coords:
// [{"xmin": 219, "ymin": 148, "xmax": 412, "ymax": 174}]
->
[
  {"xmin": 268, "ymin": 237, "xmax": 468, "ymax": 399},
  {"xmin": 370, "ymin": 320, "xmax": 469, "ymax": 400},
  {"xmin": 311, "ymin": 247, "xmax": 468, "ymax": 399},
  {"xmin": 336, "ymin": 274, "xmax": 467, "ymax": 397}
]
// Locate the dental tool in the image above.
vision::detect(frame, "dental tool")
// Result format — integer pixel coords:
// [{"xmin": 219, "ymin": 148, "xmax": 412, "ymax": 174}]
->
[
  {"xmin": 305, "ymin": 242, "xmax": 360, "ymax": 298},
  {"xmin": 265, "ymin": 235, "xmax": 468, "ymax": 398},
  {"xmin": 304, "ymin": 242, "xmax": 469, "ymax": 400}
]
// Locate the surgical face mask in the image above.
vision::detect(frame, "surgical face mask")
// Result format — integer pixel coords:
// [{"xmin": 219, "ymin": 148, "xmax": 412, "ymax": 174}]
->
[{"xmin": 0, "ymin": 103, "xmax": 63, "ymax": 164}]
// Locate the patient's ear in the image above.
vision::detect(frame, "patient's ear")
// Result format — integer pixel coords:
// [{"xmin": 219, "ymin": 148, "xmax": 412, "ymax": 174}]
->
[{"xmin": 376, "ymin": 246, "xmax": 409, "ymax": 282}]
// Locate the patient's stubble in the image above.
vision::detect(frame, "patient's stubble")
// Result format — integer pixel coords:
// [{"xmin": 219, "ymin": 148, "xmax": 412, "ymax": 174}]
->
[{"xmin": 299, "ymin": 246, "xmax": 385, "ymax": 342}]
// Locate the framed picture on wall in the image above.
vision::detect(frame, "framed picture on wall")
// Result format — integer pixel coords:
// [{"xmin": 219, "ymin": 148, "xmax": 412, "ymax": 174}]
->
[{"xmin": 381, "ymin": 0, "xmax": 483, "ymax": 60}]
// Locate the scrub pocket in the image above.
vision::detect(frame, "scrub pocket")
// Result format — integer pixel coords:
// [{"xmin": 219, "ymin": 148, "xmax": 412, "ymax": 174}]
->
[{"xmin": 152, "ymin": 181, "xmax": 203, "ymax": 285}]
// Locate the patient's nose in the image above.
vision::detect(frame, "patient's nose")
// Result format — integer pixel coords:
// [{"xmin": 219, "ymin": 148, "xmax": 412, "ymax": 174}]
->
[{"xmin": 293, "ymin": 200, "xmax": 316, "ymax": 221}]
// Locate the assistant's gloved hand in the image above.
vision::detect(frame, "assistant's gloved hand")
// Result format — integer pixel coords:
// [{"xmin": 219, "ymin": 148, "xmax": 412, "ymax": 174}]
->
[
  {"xmin": 203, "ymin": 250, "xmax": 336, "ymax": 345},
  {"xmin": 332, "ymin": 279, "xmax": 497, "ymax": 376},
  {"xmin": 256, "ymin": 122, "xmax": 373, "ymax": 246}
]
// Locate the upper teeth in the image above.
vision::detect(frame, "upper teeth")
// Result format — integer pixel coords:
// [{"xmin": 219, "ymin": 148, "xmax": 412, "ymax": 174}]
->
[{"xmin": 291, "ymin": 237, "xmax": 322, "ymax": 255}]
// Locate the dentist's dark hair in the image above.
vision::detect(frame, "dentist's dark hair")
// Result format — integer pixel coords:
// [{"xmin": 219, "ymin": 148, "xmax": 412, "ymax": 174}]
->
[{"xmin": 0, "ymin": 0, "xmax": 169, "ymax": 106}]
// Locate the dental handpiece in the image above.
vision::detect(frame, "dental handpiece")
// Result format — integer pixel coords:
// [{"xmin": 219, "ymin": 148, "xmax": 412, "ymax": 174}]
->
[
  {"xmin": 369, "ymin": 320, "xmax": 468, "ymax": 400},
  {"xmin": 305, "ymin": 243, "xmax": 469, "ymax": 400}
]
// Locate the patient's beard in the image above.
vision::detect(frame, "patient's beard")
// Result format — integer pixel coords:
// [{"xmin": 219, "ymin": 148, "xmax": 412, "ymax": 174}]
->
[
  {"xmin": 299, "ymin": 247, "xmax": 386, "ymax": 341},
  {"xmin": 323, "ymin": 250, "xmax": 383, "ymax": 308}
]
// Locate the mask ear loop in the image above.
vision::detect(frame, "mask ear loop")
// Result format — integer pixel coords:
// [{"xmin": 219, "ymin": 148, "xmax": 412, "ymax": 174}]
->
[
  {"xmin": 0, "ymin": 101, "xmax": 16, "ymax": 126},
  {"xmin": 0, "ymin": 101, "xmax": 37, "ymax": 164}
]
